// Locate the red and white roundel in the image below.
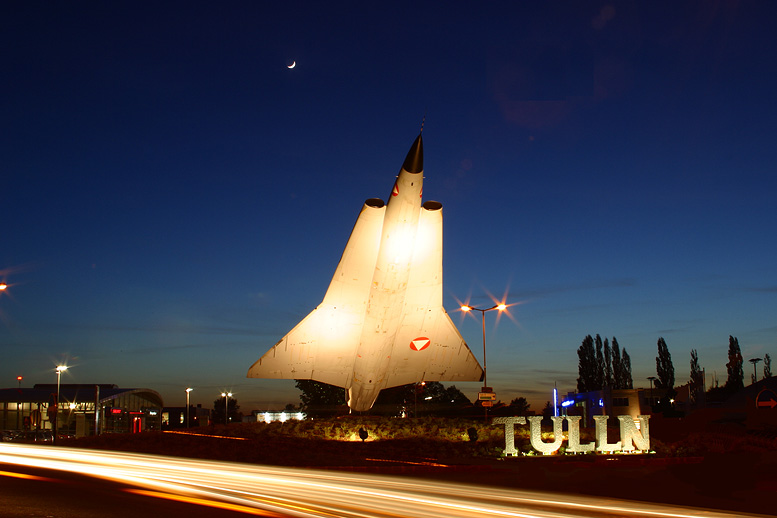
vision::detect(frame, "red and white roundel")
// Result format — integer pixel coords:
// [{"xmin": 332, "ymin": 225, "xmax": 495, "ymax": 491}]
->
[
  {"xmin": 409, "ymin": 337, "xmax": 431, "ymax": 351},
  {"xmin": 392, "ymin": 181, "xmax": 399, "ymax": 196}
]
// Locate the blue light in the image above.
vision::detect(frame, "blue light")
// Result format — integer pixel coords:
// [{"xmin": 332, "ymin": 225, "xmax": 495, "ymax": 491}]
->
[
  {"xmin": 561, "ymin": 400, "xmax": 574, "ymax": 407},
  {"xmin": 599, "ymin": 398, "xmax": 604, "ymax": 407}
]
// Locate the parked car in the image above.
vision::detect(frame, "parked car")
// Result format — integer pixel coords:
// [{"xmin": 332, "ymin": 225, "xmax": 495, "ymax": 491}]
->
[
  {"xmin": 15, "ymin": 430, "xmax": 54, "ymax": 443},
  {"xmin": 1, "ymin": 430, "xmax": 21, "ymax": 442}
]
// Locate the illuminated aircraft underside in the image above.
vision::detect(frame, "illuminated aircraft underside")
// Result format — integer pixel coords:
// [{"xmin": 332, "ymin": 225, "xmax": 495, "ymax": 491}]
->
[{"xmin": 248, "ymin": 133, "xmax": 483, "ymax": 411}]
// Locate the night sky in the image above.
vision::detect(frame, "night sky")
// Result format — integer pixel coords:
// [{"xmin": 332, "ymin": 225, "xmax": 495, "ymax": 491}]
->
[{"xmin": 2, "ymin": 2, "xmax": 776, "ymax": 412}]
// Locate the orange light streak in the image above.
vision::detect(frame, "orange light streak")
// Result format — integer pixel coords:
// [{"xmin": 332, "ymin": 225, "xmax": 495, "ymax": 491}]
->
[
  {"xmin": 126, "ymin": 488, "xmax": 285, "ymax": 517},
  {"xmin": 0, "ymin": 470, "xmax": 54, "ymax": 482}
]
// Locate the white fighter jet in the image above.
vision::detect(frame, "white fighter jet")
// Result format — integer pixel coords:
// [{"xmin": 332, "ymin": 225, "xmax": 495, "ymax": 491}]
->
[{"xmin": 247, "ymin": 133, "xmax": 483, "ymax": 411}]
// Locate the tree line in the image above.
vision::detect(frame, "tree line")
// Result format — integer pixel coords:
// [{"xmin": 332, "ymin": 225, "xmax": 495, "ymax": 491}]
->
[
  {"xmin": 576, "ymin": 335, "xmax": 634, "ymax": 392},
  {"xmin": 290, "ymin": 379, "xmax": 544, "ymax": 418},
  {"xmin": 577, "ymin": 333, "xmax": 773, "ymax": 406}
]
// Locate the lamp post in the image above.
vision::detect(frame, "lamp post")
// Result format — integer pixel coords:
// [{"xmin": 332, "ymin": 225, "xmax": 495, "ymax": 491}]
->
[
  {"xmin": 461, "ymin": 303, "xmax": 506, "ymax": 418},
  {"xmin": 461, "ymin": 304, "xmax": 506, "ymax": 389},
  {"xmin": 647, "ymin": 376, "xmax": 656, "ymax": 411},
  {"xmin": 55, "ymin": 365, "xmax": 67, "ymax": 444},
  {"xmin": 414, "ymin": 381, "xmax": 425, "ymax": 418},
  {"xmin": 221, "ymin": 392, "xmax": 232, "ymax": 424},
  {"xmin": 16, "ymin": 376, "xmax": 23, "ymax": 430},
  {"xmin": 749, "ymin": 358, "xmax": 762, "ymax": 384},
  {"xmin": 185, "ymin": 388, "xmax": 193, "ymax": 428}
]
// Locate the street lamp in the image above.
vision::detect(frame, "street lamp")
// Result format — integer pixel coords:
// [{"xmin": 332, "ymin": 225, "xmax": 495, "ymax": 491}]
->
[
  {"xmin": 55, "ymin": 365, "xmax": 68, "ymax": 443},
  {"xmin": 647, "ymin": 376, "xmax": 656, "ymax": 411},
  {"xmin": 460, "ymin": 303, "xmax": 506, "ymax": 390},
  {"xmin": 0, "ymin": 282, "xmax": 7, "ymax": 291},
  {"xmin": 749, "ymin": 358, "xmax": 763, "ymax": 384},
  {"xmin": 16, "ymin": 376, "xmax": 23, "ymax": 430},
  {"xmin": 461, "ymin": 303, "xmax": 506, "ymax": 419},
  {"xmin": 185, "ymin": 388, "xmax": 193, "ymax": 428},
  {"xmin": 221, "ymin": 392, "xmax": 232, "ymax": 424}
]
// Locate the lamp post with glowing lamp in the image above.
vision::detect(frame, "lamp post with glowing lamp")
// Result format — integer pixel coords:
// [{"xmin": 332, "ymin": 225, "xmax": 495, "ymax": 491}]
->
[
  {"xmin": 460, "ymin": 303, "xmax": 506, "ymax": 390},
  {"xmin": 54, "ymin": 365, "xmax": 67, "ymax": 443},
  {"xmin": 221, "ymin": 392, "xmax": 232, "ymax": 424},
  {"xmin": 461, "ymin": 303, "xmax": 506, "ymax": 418},
  {"xmin": 185, "ymin": 388, "xmax": 193, "ymax": 428}
]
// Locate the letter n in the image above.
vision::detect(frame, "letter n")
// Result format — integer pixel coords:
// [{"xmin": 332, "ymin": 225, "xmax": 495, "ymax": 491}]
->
[{"xmin": 618, "ymin": 415, "xmax": 650, "ymax": 452}]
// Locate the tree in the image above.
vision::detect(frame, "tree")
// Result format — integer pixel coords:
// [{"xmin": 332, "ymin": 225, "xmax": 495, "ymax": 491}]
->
[
  {"xmin": 415, "ymin": 382, "xmax": 472, "ymax": 416},
  {"xmin": 622, "ymin": 349, "xmax": 633, "ymax": 388},
  {"xmin": 294, "ymin": 380, "xmax": 346, "ymax": 418},
  {"xmin": 724, "ymin": 336, "xmax": 744, "ymax": 391},
  {"xmin": 416, "ymin": 382, "xmax": 449, "ymax": 416},
  {"xmin": 655, "ymin": 337, "xmax": 675, "ymax": 391},
  {"xmin": 372, "ymin": 383, "xmax": 414, "ymax": 416},
  {"xmin": 594, "ymin": 334, "xmax": 605, "ymax": 390},
  {"xmin": 603, "ymin": 338, "xmax": 613, "ymax": 388},
  {"xmin": 579, "ymin": 335, "xmax": 632, "ymax": 392},
  {"xmin": 212, "ymin": 395, "xmax": 240, "ymax": 425},
  {"xmin": 577, "ymin": 335, "xmax": 597, "ymax": 392},
  {"xmin": 443, "ymin": 385, "xmax": 472, "ymax": 408},
  {"xmin": 506, "ymin": 397, "xmax": 531, "ymax": 416},
  {"xmin": 764, "ymin": 353, "xmax": 772, "ymax": 379},
  {"xmin": 690, "ymin": 349, "xmax": 704, "ymax": 405},
  {"xmin": 611, "ymin": 337, "xmax": 623, "ymax": 389}
]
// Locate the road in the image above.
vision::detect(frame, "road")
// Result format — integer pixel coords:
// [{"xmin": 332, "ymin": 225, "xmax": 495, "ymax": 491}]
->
[{"xmin": 0, "ymin": 443, "xmax": 767, "ymax": 518}]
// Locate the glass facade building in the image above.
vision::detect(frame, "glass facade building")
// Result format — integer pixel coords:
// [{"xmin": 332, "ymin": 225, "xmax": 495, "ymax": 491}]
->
[{"xmin": 0, "ymin": 384, "xmax": 163, "ymax": 437}]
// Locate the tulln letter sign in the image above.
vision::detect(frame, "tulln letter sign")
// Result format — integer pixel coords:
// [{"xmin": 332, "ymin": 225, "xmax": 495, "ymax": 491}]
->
[{"xmin": 492, "ymin": 415, "xmax": 650, "ymax": 456}]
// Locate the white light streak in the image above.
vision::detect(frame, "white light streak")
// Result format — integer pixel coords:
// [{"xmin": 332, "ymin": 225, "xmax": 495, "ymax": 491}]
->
[{"xmin": 0, "ymin": 443, "xmax": 756, "ymax": 518}]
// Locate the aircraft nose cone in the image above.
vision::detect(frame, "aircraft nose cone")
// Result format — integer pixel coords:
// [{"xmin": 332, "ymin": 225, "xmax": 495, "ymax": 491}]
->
[{"xmin": 402, "ymin": 134, "xmax": 423, "ymax": 173}]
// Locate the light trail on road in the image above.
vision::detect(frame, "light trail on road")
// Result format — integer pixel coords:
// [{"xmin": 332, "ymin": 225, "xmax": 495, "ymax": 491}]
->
[{"xmin": 0, "ymin": 443, "xmax": 766, "ymax": 518}]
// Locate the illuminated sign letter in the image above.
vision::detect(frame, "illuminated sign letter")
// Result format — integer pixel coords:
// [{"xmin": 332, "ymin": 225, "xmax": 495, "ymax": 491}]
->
[
  {"xmin": 527, "ymin": 416, "xmax": 564, "ymax": 454},
  {"xmin": 618, "ymin": 415, "xmax": 650, "ymax": 451},
  {"xmin": 492, "ymin": 416, "xmax": 526, "ymax": 456},
  {"xmin": 593, "ymin": 416, "xmax": 621, "ymax": 452},
  {"xmin": 565, "ymin": 415, "xmax": 595, "ymax": 453}
]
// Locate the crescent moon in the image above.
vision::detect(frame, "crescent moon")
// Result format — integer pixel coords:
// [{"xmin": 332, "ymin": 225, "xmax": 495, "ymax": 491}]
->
[{"xmin": 287, "ymin": 61, "xmax": 296, "ymax": 69}]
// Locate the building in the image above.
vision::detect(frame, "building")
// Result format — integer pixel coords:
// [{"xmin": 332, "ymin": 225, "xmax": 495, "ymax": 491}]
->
[
  {"xmin": 560, "ymin": 387, "xmax": 667, "ymax": 427},
  {"xmin": 161, "ymin": 404, "xmax": 210, "ymax": 430},
  {"xmin": 0, "ymin": 384, "xmax": 163, "ymax": 436},
  {"xmin": 247, "ymin": 410, "xmax": 306, "ymax": 423}
]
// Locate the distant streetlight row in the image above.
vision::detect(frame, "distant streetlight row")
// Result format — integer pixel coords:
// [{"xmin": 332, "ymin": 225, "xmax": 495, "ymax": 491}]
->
[{"xmin": 184, "ymin": 388, "xmax": 233, "ymax": 426}]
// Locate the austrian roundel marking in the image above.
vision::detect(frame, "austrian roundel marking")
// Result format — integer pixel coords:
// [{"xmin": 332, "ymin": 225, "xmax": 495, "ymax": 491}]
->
[
  {"xmin": 392, "ymin": 182, "xmax": 399, "ymax": 196},
  {"xmin": 410, "ymin": 337, "xmax": 431, "ymax": 351}
]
